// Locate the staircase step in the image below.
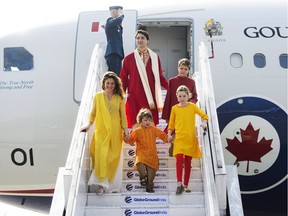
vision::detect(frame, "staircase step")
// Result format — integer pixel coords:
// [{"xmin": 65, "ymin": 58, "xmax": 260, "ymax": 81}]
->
[
  {"xmin": 87, "ymin": 191, "xmax": 204, "ymax": 207},
  {"xmin": 123, "ymin": 157, "xmax": 201, "ymax": 169},
  {"xmin": 121, "ymin": 179, "xmax": 203, "ymax": 193},
  {"xmin": 123, "ymin": 168, "xmax": 202, "ymax": 180},
  {"xmin": 85, "ymin": 205, "xmax": 206, "ymax": 216}
]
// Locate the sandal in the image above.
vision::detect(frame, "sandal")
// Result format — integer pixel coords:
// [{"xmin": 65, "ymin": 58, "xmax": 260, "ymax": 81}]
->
[
  {"xmin": 140, "ymin": 177, "xmax": 147, "ymax": 186},
  {"xmin": 96, "ymin": 185, "xmax": 105, "ymax": 195}
]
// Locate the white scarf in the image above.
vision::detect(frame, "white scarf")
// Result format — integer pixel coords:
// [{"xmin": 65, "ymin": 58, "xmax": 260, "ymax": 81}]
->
[{"xmin": 134, "ymin": 48, "xmax": 163, "ymax": 109}]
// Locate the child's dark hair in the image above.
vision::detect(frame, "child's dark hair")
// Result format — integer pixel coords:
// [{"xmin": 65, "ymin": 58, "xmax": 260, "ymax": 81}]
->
[{"xmin": 136, "ymin": 108, "xmax": 153, "ymax": 124}]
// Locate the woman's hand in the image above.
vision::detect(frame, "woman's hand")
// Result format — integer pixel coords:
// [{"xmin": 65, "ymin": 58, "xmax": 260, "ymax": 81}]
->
[
  {"xmin": 80, "ymin": 122, "xmax": 92, "ymax": 132},
  {"xmin": 123, "ymin": 128, "xmax": 129, "ymax": 141}
]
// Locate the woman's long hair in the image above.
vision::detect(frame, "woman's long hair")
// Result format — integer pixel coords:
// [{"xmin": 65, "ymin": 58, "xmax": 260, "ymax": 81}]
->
[{"xmin": 101, "ymin": 71, "xmax": 125, "ymax": 99}]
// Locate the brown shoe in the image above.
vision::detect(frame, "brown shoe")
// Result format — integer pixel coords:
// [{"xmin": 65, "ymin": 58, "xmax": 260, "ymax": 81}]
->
[{"xmin": 184, "ymin": 186, "xmax": 191, "ymax": 193}]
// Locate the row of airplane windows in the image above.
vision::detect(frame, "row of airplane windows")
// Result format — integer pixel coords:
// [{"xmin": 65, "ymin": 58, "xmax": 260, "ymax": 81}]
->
[
  {"xmin": 231, "ymin": 53, "xmax": 288, "ymax": 69},
  {"xmin": 2, "ymin": 47, "xmax": 288, "ymax": 72}
]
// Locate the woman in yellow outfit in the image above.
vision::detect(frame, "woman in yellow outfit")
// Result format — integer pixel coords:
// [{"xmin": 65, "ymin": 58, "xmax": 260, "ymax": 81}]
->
[
  {"xmin": 81, "ymin": 72, "xmax": 129, "ymax": 194},
  {"xmin": 168, "ymin": 85, "xmax": 208, "ymax": 195}
]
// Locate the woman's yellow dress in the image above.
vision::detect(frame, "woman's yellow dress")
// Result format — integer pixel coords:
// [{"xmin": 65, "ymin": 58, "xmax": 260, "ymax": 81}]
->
[{"xmin": 89, "ymin": 92, "xmax": 127, "ymax": 183}]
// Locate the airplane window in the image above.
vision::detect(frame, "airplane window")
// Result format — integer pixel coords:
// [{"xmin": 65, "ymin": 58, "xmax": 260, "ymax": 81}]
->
[
  {"xmin": 253, "ymin": 53, "xmax": 266, "ymax": 68},
  {"xmin": 230, "ymin": 53, "xmax": 243, "ymax": 68},
  {"xmin": 3, "ymin": 47, "xmax": 34, "ymax": 72},
  {"xmin": 279, "ymin": 54, "xmax": 288, "ymax": 69}
]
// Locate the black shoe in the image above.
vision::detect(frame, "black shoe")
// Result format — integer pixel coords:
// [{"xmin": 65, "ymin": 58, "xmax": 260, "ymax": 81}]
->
[
  {"xmin": 146, "ymin": 187, "xmax": 155, "ymax": 193},
  {"xmin": 176, "ymin": 184, "xmax": 184, "ymax": 195}
]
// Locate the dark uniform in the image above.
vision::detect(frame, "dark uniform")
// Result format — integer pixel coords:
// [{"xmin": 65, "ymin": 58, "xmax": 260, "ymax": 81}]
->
[{"xmin": 105, "ymin": 6, "xmax": 124, "ymax": 76}]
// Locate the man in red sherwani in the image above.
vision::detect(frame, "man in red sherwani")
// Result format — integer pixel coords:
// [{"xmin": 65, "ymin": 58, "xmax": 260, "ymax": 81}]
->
[{"xmin": 120, "ymin": 30, "xmax": 168, "ymax": 128}]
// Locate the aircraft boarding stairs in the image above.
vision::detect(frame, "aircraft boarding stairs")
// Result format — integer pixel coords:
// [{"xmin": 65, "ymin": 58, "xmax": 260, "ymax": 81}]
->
[{"xmin": 49, "ymin": 43, "xmax": 243, "ymax": 216}]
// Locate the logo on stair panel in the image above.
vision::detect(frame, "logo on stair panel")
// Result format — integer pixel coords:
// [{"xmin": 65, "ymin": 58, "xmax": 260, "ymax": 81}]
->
[
  {"xmin": 123, "ymin": 209, "xmax": 168, "ymax": 216},
  {"xmin": 159, "ymin": 159, "xmax": 168, "ymax": 168},
  {"xmin": 124, "ymin": 209, "xmax": 132, "ymax": 216},
  {"xmin": 124, "ymin": 170, "xmax": 169, "ymax": 180},
  {"xmin": 124, "ymin": 195, "xmax": 168, "ymax": 205},
  {"xmin": 123, "ymin": 182, "xmax": 167, "ymax": 192},
  {"xmin": 127, "ymin": 160, "xmax": 134, "ymax": 167},
  {"xmin": 126, "ymin": 171, "xmax": 134, "ymax": 179},
  {"xmin": 126, "ymin": 183, "xmax": 133, "ymax": 191},
  {"xmin": 128, "ymin": 149, "xmax": 135, "ymax": 156},
  {"xmin": 125, "ymin": 196, "xmax": 133, "ymax": 203}
]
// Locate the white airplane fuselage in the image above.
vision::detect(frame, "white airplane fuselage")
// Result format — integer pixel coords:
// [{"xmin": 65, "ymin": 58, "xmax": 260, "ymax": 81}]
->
[{"xmin": 0, "ymin": 1, "xmax": 287, "ymax": 215}]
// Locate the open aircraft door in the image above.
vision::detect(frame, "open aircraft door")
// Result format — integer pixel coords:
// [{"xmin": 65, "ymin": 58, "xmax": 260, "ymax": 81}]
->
[{"xmin": 73, "ymin": 10, "xmax": 137, "ymax": 103}]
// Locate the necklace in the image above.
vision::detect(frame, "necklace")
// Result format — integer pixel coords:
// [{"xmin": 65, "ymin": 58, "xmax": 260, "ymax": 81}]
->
[
  {"xmin": 137, "ymin": 48, "xmax": 149, "ymax": 65},
  {"xmin": 104, "ymin": 92, "xmax": 114, "ymax": 113}
]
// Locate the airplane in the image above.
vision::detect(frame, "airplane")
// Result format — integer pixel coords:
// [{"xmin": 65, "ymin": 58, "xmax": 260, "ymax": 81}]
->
[{"xmin": 0, "ymin": 0, "xmax": 287, "ymax": 215}]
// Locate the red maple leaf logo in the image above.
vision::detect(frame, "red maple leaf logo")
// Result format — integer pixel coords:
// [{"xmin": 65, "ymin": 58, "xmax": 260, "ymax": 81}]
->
[{"xmin": 225, "ymin": 122, "xmax": 273, "ymax": 173}]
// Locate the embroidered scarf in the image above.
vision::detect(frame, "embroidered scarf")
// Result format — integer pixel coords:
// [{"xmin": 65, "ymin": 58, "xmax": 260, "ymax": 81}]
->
[{"xmin": 134, "ymin": 48, "xmax": 163, "ymax": 109}]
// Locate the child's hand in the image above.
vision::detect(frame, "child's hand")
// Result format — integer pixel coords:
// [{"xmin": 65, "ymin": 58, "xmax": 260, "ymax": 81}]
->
[
  {"xmin": 168, "ymin": 134, "xmax": 173, "ymax": 142},
  {"xmin": 200, "ymin": 120, "xmax": 207, "ymax": 130},
  {"xmin": 124, "ymin": 136, "xmax": 129, "ymax": 143},
  {"xmin": 200, "ymin": 123, "xmax": 207, "ymax": 130}
]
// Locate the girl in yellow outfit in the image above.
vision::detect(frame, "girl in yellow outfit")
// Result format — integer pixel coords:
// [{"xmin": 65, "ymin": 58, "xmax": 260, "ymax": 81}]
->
[
  {"xmin": 168, "ymin": 85, "xmax": 208, "ymax": 195},
  {"xmin": 125, "ymin": 108, "xmax": 168, "ymax": 193},
  {"xmin": 81, "ymin": 72, "xmax": 129, "ymax": 194}
]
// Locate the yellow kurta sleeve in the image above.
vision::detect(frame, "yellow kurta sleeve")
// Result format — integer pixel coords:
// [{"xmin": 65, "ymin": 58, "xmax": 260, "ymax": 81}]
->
[
  {"xmin": 168, "ymin": 105, "xmax": 176, "ymax": 131},
  {"xmin": 89, "ymin": 95, "xmax": 97, "ymax": 123},
  {"xmin": 195, "ymin": 105, "xmax": 209, "ymax": 121},
  {"xmin": 120, "ymin": 98, "xmax": 128, "ymax": 129}
]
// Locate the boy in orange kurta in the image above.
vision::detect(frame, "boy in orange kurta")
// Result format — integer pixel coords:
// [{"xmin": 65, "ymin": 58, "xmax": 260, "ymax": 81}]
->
[{"xmin": 125, "ymin": 108, "xmax": 168, "ymax": 193}]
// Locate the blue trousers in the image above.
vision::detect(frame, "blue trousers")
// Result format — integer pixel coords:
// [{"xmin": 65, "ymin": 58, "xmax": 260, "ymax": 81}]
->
[{"xmin": 105, "ymin": 54, "xmax": 122, "ymax": 76}]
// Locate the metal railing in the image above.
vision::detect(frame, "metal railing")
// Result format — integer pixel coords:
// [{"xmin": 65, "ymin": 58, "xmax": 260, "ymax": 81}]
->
[
  {"xmin": 195, "ymin": 42, "xmax": 227, "ymax": 214},
  {"xmin": 49, "ymin": 43, "xmax": 106, "ymax": 216}
]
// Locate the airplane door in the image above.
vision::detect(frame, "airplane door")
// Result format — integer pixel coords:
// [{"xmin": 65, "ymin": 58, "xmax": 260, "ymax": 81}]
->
[
  {"xmin": 147, "ymin": 25, "xmax": 189, "ymax": 80},
  {"xmin": 74, "ymin": 10, "xmax": 137, "ymax": 103}
]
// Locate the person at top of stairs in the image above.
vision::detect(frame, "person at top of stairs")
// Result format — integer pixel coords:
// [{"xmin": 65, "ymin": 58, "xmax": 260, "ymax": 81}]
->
[
  {"xmin": 167, "ymin": 85, "xmax": 208, "ymax": 195},
  {"xmin": 125, "ymin": 108, "xmax": 168, "ymax": 193}
]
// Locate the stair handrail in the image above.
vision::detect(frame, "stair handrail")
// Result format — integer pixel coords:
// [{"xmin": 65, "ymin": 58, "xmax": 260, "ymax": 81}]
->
[
  {"xmin": 194, "ymin": 71, "xmax": 220, "ymax": 215},
  {"xmin": 193, "ymin": 42, "xmax": 228, "ymax": 214},
  {"xmin": 49, "ymin": 43, "xmax": 106, "ymax": 216}
]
